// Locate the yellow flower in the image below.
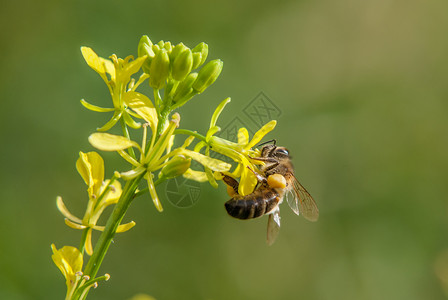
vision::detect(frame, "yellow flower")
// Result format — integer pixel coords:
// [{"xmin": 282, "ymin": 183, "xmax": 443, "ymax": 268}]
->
[
  {"xmin": 88, "ymin": 113, "xmax": 232, "ymax": 212},
  {"xmin": 183, "ymin": 98, "xmax": 277, "ymax": 195},
  {"xmin": 80, "ymin": 47, "xmax": 157, "ymax": 131},
  {"xmin": 51, "ymin": 244, "xmax": 83, "ymax": 298},
  {"xmin": 57, "ymin": 151, "xmax": 135, "ymax": 255}
]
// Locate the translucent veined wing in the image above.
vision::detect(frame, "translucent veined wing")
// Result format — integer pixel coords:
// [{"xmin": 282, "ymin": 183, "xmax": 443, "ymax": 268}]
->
[
  {"xmin": 286, "ymin": 189, "xmax": 300, "ymax": 216},
  {"xmin": 266, "ymin": 208, "xmax": 281, "ymax": 245},
  {"xmin": 289, "ymin": 176, "xmax": 319, "ymax": 222}
]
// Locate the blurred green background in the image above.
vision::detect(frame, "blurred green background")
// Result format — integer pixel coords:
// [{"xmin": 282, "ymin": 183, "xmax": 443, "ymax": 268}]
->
[{"xmin": 1, "ymin": 0, "xmax": 448, "ymax": 299}]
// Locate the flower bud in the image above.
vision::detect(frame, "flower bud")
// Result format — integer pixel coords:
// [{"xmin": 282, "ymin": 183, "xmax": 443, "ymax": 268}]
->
[
  {"xmin": 163, "ymin": 41, "xmax": 172, "ymax": 53},
  {"xmin": 138, "ymin": 35, "xmax": 155, "ymax": 74},
  {"xmin": 172, "ymin": 48, "xmax": 193, "ymax": 81},
  {"xmin": 160, "ymin": 155, "xmax": 191, "ymax": 179},
  {"xmin": 170, "ymin": 43, "xmax": 189, "ymax": 62},
  {"xmin": 192, "ymin": 59, "xmax": 223, "ymax": 94},
  {"xmin": 149, "ymin": 48, "xmax": 170, "ymax": 89},
  {"xmin": 173, "ymin": 72, "xmax": 198, "ymax": 104},
  {"xmin": 192, "ymin": 42, "xmax": 208, "ymax": 69}
]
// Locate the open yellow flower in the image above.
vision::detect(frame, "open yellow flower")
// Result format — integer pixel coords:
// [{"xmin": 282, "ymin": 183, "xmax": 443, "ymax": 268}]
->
[
  {"xmin": 51, "ymin": 244, "xmax": 83, "ymax": 298},
  {"xmin": 57, "ymin": 151, "xmax": 135, "ymax": 255},
  {"xmin": 183, "ymin": 98, "xmax": 277, "ymax": 195},
  {"xmin": 80, "ymin": 47, "xmax": 157, "ymax": 131}
]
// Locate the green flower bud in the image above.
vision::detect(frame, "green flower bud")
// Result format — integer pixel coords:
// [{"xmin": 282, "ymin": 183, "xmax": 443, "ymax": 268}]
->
[
  {"xmin": 192, "ymin": 42, "xmax": 208, "ymax": 69},
  {"xmin": 192, "ymin": 59, "xmax": 223, "ymax": 94},
  {"xmin": 160, "ymin": 155, "xmax": 191, "ymax": 179},
  {"xmin": 173, "ymin": 72, "xmax": 198, "ymax": 104},
  {"xmin": 149, "ymin": 48, "xmax": 170, "ymax": 89},
  {"xmin": 192, "ymin": 52, "xmax": 202, "ymax": 70},
  {"xmin": 138, "ymin": 36, "xmax": 155, "ymax": 74},
  {"xmin": 157, "ymin": 40, "xmax": 165, "ymax": 48},
  {"xmin": 172, "ymin": 48, "xmax": 193, "ymax": 81},
  {"xmin": 163, "ymin": 41, "xmax": 172, "ymax": 53},
  {"xmin": 170, "ymin": 43, "xmax": 189, "ymax": 62}
]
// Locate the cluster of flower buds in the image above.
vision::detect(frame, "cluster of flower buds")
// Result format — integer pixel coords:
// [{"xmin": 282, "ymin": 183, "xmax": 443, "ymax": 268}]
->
[{"xmin": 138, "ymin": 35, "xmax": 223, "ymax": 108}]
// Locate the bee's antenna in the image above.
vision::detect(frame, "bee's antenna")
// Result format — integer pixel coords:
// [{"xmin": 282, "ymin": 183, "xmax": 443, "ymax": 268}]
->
[{"xmin": 256, "ymin": 139, "xmax": 276, "ymax": 148}]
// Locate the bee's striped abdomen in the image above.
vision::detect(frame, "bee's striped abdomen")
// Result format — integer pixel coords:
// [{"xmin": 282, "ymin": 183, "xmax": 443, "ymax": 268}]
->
[{"xmin": 224, "ymin": 188, "xmax": 280, "ymax": 220}]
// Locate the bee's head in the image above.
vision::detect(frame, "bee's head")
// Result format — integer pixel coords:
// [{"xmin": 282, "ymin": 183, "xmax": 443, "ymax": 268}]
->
[{"xmin": 260, "ymin": 144, "xmax": 291, "ymax": 159}]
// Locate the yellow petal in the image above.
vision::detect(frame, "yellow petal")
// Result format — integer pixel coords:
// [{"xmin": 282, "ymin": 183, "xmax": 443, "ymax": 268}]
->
[
  {"xmin": 245, "ymin": 120, "xmax": 277, "ymax": 150},
  {"xmin": 183, "ymin": 169, "xmax": 208, "ymax": 182},
  {"xmin": 85, "ymin": 228, "xmax": 94, "ymax": 256},
  {"xmin": 206, "ymin": 126, "xmax": 220, "ymax": 142},
  {"xmin": 81, "ymin": 47, "xmax": 105, "ymax": 74},
  {"xmin": 51, "ymin": 244, "xmax": 83, "ymax": 281},
  {"xmin": 116, "ymin": 221, "xmax": 136, "ymax": 232},
  {"xmin": 76, "ymin": 151, "xmax": 104, "ymax": 197},
  {"xmin": 124, "ymin": 56, "xmax": 147, "ymax": 77},
  {"xmin": 238, "ymin": 165, "xmax": 258, "ymax": 196},
  {"xmin": 91, "ymin": 221, "xmax": 135, "ymax": 233},
  {"xmin": 237, "ymin": 127, "xmax": 249, "ymax": 145},
  {"xmin": 65, "ymin": 218, "xmax": 88, "ymax": 230},
  {"xmin": 56, "ymin": 196, "xmax": 83, "ymax": 223},
  {"xmin": 146, "ymin": 173, "xmax": 163, "ymax": 212},
  {"xmin": 210, "ymin": 97, "xmax": 231, "ymax": 128},
  {"xmin": 101, "ymin": 180, "xmax": 123, "ymax": 205},
  {"xmin": 181, "ymin": 149, "xmax": 231, "ymax": 172},
  {"xmin": 100, "ymin": 57, "xmax": 115, "ymax": 81},
  {"xmin": 123, "ymin": 91, "xmax": 158, "ymax": 131},
  {"xmin": 88, "ymin": 133, "xmax": 140, "ymax": 152}
]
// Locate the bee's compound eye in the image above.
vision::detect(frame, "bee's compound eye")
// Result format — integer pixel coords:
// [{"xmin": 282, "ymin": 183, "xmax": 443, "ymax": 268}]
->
[
  {"xmin": 277, "ymin": 148, "xmax": 289, "ymax": 155},
  {"xmin": 267, "ymin": 174, "xmax": 287, "ymax": 189}
]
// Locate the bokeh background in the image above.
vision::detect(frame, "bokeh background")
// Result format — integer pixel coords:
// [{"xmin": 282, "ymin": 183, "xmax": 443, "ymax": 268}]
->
[{"xmin": 1, "ymin": 0, "xmax": 448, "ymax": 299}]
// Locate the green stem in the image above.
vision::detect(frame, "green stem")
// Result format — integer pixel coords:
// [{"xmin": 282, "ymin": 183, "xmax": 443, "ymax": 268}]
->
[
  {"xmin": 79, "ymin": 172, "xmax": 145, "ymax": 300},
  {"xmin": 79, "ymin": 229, "xmax": 89, "ymax": 255}
]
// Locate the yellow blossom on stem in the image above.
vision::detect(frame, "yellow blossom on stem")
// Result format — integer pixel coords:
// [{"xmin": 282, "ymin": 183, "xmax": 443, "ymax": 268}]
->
[
  {"xmin": 57, "ymin": 151, "xmax": 135, "ymax": 255},
  {"xmin": 80, "ymin": 47, "xmax": 152, "ymax": 131},
  {"xmin": 51, "ymin": 244, "xmax": 83, "ymax": 299}
]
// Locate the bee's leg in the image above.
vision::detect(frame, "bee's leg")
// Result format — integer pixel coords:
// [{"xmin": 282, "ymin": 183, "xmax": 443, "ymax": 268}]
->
[
  {"xmin": 249, "ymin": 156, "xmax": 280, "ymax": 173},
  {"xmin": 246, "ymin": 166, "xmax": 268, "ymax": 184},
  {"xmin": 221, "ymin": 174, "xmax": 239, "ymax": 194}
]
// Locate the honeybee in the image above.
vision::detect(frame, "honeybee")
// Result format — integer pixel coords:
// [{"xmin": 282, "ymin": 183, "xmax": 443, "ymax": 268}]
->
[{"xmin": 222, "ymin": 141, "xmax": 319, "ymax": 245}]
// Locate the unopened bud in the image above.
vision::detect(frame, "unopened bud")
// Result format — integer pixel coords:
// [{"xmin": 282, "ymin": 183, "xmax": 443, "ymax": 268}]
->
[
  {"xmin": 149, "ymin": 49, "xmax": 170, "ymax": 89},
  {"xmin": 161, "ymin": 155, "xmax": 191, "ymax": 179},
  {"xmin": 170, "ymin": 43, "xmax": 189, "ymax": 61},
  {"xmin": 138, "ymin": 35, "xmax": 155, "ymax": 74},
  {"xmin": 192, "ymin": 59, "xmax": 223, "ymax": 94},
  {"xmin": 163, "ymin": 41, "xmax": 172, "ymax": 53},
  {"xmin": 172, "ymin": 48, "xmax": 193, "ymax": 81},
  {"xmin": 192, "ymin": 42, "xmax": 208, "ymax": 69},
  {"xmin": 173, "ymin": 72, "xmax": 198, "ymax": 104}
]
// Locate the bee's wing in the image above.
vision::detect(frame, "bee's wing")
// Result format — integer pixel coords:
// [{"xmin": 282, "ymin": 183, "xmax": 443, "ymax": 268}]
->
[
  {"xmin": 266, "ymin": 209, "xmax": 281, "ymax": 246},
  {"xmin": 288, "ymin": 176, "xmax": 319, "ymax": 222}
]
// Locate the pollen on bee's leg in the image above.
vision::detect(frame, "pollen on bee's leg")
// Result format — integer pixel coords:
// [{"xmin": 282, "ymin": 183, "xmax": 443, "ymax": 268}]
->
[
  {"xmin": 226, "ymin": 185, "xmax": 237, "ymax": 197},
  {"xmin": 267, "ymin": 174, "xmax": 286, "ymax": 189}
]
